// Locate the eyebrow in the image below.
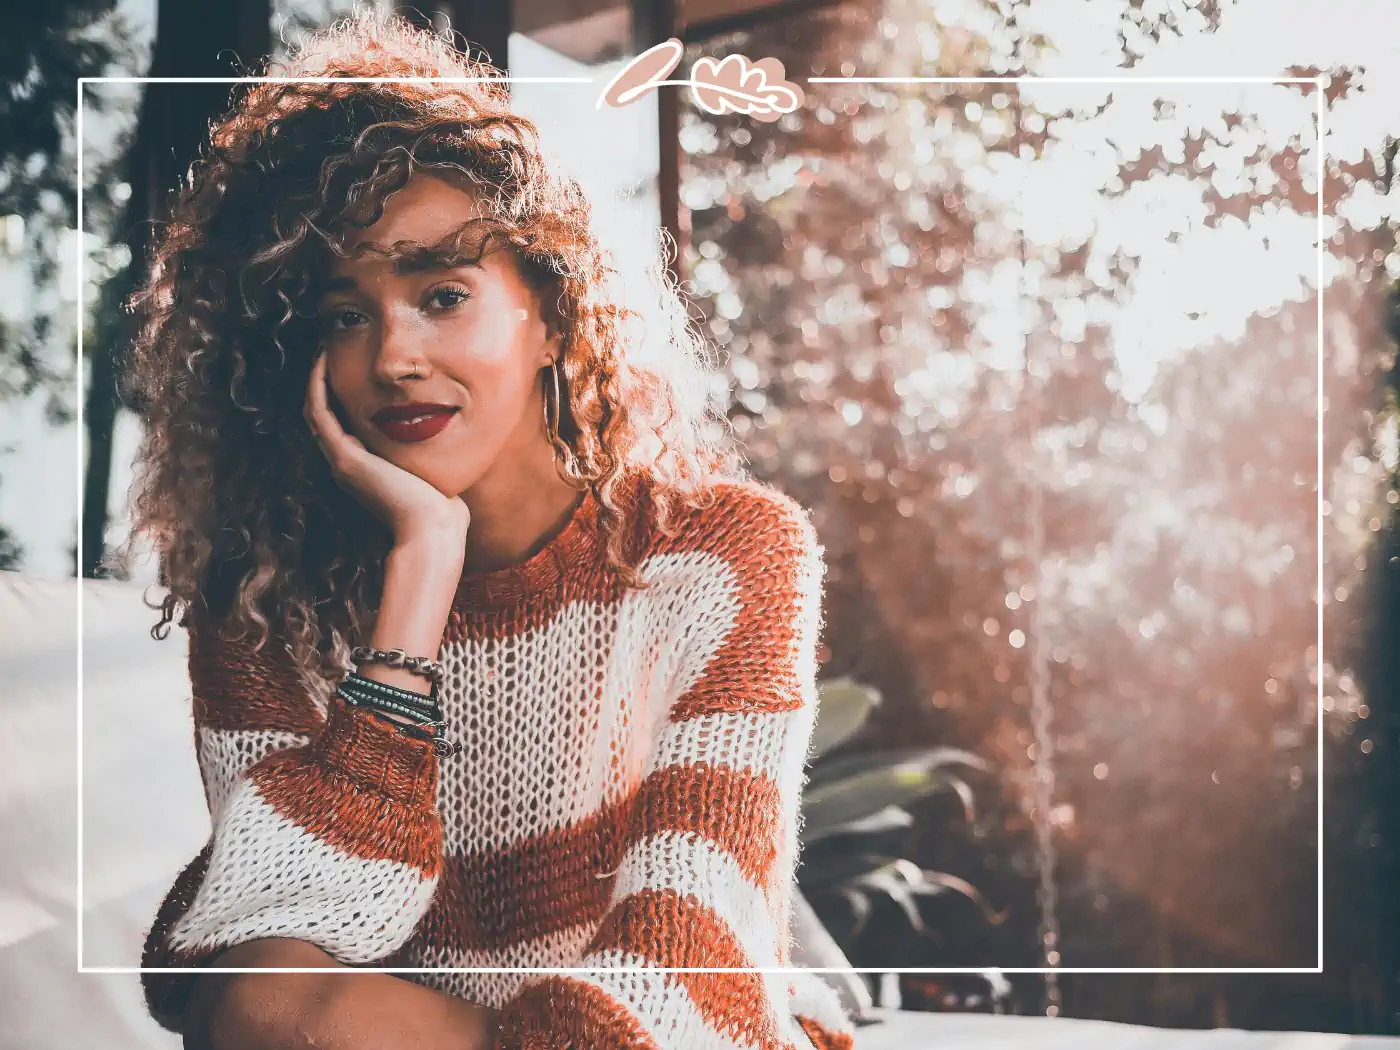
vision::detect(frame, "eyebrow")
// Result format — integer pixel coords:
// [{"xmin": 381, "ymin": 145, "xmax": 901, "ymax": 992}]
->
[{"xmin": 322, "ymin": 249, "xmax": 485, "ymax": 294}]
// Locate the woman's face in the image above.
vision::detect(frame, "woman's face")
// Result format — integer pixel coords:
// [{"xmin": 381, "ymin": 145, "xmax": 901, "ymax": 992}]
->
[{"xmin": 315, "ymin": 172, "xmax": 559, "ymax": 499}]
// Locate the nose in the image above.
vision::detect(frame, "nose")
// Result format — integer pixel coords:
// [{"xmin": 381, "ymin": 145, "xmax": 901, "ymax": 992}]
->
[{"xmin": 371, "ymin": 303, "xmax": 433, "ymax": 384}]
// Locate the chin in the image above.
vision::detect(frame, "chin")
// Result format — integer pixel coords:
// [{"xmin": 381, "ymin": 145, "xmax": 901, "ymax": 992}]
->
[
  {"xmin": 375, "ymin": 446, "xmax": 479, "ymax": 501},
  {"xmin": 369, "ymin": 424, "xmax": 506, "ymax": 499},
  {"xmin": 423, "ymin": 465, "xmax": 482, "ymax": 501}
]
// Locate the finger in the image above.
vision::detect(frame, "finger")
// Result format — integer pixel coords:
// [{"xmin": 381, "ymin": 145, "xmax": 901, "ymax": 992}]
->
[
  {"xmin": 305, "ymin": 350, "xmax": 329, "ymax": 428},
  {"xmin": 305, "ymin": 353, "xmax": 347, "ymax": 469},
  {"xmin": 305, "ymin": 352, "xmax": 370, "ymax": 468},
  {"xmin": 303, "ymin": 349, "xmax": 326, "ymax": 434},
  {"xmin": 307, "ymin": 352, "xmax": 349, "ymax": 448}
]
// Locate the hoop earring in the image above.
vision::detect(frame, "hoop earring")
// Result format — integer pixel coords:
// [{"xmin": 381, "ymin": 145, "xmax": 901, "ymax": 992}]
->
[{"xmin": 543, "ymin": 361, "xmax": 588, "ymax": 489}]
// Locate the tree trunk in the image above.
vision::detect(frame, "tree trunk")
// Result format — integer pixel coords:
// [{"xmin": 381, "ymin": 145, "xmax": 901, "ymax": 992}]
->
[{"xmin": 81, "ymin": 0, "xmax": 271, "ymax": 577}]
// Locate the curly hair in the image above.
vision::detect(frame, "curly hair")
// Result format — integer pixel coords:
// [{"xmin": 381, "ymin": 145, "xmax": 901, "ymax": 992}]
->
[{"xmin": 113, "ymin": 9, "xmax": 742, "ymax": 695}]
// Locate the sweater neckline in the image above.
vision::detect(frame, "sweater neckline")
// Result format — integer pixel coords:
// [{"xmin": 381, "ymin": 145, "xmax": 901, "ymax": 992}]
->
[{"xmin": 452, "ymin": 483, "xmax": 602, "ymax": 613}]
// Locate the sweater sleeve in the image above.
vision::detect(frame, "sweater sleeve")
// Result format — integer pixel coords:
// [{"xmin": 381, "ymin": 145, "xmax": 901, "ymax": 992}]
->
[
  {"xmin": 494, "ymin": 486, "xmax": 856, "ymax": 1050},
  {"xmin": 139, "ymin": 608, "xmax": 444, "ymax": 1033}
]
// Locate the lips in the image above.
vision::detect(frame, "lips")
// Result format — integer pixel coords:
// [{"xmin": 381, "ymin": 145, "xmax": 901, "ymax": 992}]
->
[{"xmin": 371, "ymin": 405, "xmax": 459, "ymax": 444}]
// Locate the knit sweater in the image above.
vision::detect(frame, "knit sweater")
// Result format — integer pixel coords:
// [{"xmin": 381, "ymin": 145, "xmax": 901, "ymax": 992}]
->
[{"xmin": 140, "ymin": 472, "xmax": 856, "ymax": 1050}]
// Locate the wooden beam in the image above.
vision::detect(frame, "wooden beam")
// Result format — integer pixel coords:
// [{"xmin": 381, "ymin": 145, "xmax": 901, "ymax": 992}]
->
[
  {"xmin": 514, "ymin": 0, "xmax": 623, "ymax": 36},
  {"xmin": 631, "ymin": 0, "xmax": 685, "ymax": 293},
  {"xmin": 400, "ymin": 1, "xmax": 512, "ymax": 73},
  {"xmin": 518, "ymin": 0, "xmax": 836, "ymax": 39},
  {"xmin": 680, "ymin": 0, "xmax": 848, "ymax": 42}
]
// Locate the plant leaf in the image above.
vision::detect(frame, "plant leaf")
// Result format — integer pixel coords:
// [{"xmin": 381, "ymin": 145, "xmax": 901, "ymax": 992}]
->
[
  {"xmin": 804, "ymin": 803, "xmax": 913, "ymax": 845},
  {"xmin": 941, "ymin": 774, "xmax": 978, "ymax": 825},
  {"xmin": 851, "ymin": 868, "xmax": 926, "ymax": 932},
  {"xmin": 886, "ymin": 862, "xmax": 1009, "ymax": 927},
  {"xmin": 839, "ymin": 888, "xmax": 872, "ymax": 937},
  {"xmin": 811, "ymin": 677, "xmax": 881, "ymax": 758},
  {"xmin": 799, "ymin": 851, "xmax": 901, "ymax": 891},
  {"xmin": 807, "ymin": 746, "xmax": 988, "ymax": 791},
  {"xmin": 802, "ymin": 755, "xmax": 983, "ymax": 835}
]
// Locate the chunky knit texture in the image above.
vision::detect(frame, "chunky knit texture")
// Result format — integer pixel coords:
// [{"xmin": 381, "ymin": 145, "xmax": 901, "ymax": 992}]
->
[{"xmin": 141, "ymin": 473, "xmax": 856, "ymax": 1050}]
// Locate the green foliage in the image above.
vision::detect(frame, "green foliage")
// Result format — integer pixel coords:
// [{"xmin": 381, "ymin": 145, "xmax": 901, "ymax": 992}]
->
[
  {"xmin": 0, "ymin": 0, "xmax": 121, "ymax": 215},
  {"xmin": 0, "ymin": 0, "xmax": 143, "ymax": 575},
  {"xmin": 0, "ymin": 0, "xmax": 132, "ymax": 410},
  {"xmin": 803, "ymin": 747, "xmax": 984, "ymax": 842},
  {"xmin": 800, "ymin": 677, "xmax": 1000, "ymax": 942},
  {"xmin": 807, "ymin": 675, "xmax": 882, "ymax": 758}
]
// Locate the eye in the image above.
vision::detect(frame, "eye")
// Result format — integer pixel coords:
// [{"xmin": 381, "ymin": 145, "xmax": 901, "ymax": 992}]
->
[
  {"xmin": 426, "ymin": 283, "xmax": 472, "ymax": 312},
  {"xmin": 322, "ymin": 307, "xmax": 368, "ymax": 333}
]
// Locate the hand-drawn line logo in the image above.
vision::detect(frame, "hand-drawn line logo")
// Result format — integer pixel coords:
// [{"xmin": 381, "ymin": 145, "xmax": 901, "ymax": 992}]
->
[{"xmin": 598, "ymin": 39, "xmax": 804, "ymax": 123}]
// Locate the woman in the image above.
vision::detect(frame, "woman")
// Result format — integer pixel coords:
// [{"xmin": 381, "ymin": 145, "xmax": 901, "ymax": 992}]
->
[{"xmin": 122, "ymin": 11, "xmax": 855, "ymax": 1050}]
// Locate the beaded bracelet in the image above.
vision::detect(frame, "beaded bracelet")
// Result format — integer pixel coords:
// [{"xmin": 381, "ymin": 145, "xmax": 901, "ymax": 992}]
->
[
  {"xmin": 350, "ymin": 646, "xmax": 444, "ymax": 686},
  {"xmin": 336, "ymin": 671, "xmax": 461, "ymax": 758},
  {"xmin": 340, "ymin": 671, "xmax": 441, "ymax": 713},
  {"xmin": 352, "ymin": 704, "xmax": 461, "ymax": 757}
]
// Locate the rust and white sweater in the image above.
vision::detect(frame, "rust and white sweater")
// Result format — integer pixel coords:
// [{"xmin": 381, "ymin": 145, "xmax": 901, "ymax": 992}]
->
[{"xmin": 141, "ymin": 473, "xmax": 856, "ymax": 1050}]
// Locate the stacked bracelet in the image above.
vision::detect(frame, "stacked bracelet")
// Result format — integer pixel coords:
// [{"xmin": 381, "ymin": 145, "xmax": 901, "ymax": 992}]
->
[
  {"xmin": 336, "ymin": 671, "xmax": 462, "ymax": 758},
  {"xmin": 340, "ymin": 671, "xmax": 440, "ymax": 714}
]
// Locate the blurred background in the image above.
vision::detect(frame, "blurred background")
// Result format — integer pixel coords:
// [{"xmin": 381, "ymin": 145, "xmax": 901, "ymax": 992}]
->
[{"xmin": 3, "ymin": 0, "xmax": 1398, "ymax": 1037}]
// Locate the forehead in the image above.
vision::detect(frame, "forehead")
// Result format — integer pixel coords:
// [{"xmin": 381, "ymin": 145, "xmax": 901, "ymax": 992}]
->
[{"xmin": 329, "ymin": 172, "xmax": 494, "ymax": 273}]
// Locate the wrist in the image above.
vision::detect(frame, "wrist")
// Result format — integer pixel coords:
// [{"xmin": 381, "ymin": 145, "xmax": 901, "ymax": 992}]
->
[
  {"xmin": 312, "ymin": 694, "xmax": 438, "ymax": 806},
  {"xmin": 372, "ymin": 538, "xmax": 463, "ymax": 672},
  {"xmin": 392, "ymin": 522, "xmax": 468, "ymax": 562},
  {"xmin": 382, "ymin": 536, "xmax": 464, "ymax": 611}
]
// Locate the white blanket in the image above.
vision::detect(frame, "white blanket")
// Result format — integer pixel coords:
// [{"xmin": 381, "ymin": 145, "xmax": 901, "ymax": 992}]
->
[{"xmin": 0, "ymin": 570, "xmax": 1393, "ymax": 1049}]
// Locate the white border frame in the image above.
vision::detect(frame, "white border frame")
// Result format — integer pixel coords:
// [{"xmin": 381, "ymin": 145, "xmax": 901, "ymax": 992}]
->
[{"xmin": 73, "ymin": 72, "xmax": 1321, "ymax": 980}]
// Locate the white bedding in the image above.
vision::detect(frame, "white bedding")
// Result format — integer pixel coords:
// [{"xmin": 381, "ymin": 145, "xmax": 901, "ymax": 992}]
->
[{"xmin": 0, "ymin": 570, "xmax": 1393, "ymax": 1049}]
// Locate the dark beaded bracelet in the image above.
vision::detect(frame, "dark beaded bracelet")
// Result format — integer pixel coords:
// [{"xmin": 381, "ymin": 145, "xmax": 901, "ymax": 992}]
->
[
  {"xmin": 335, "ymin": 672, "xmax": 461, "ymax": 758},
  {"xmin": 340, "ymin": 671, "xmax": 441, "ymax": 715},
  {"xmin": 338, "ymin": 688, "xmax": 436, "ymax": 727},
  {"xmin": 353, "ymin": 706, "xmax": 461, "ymax": 757}
]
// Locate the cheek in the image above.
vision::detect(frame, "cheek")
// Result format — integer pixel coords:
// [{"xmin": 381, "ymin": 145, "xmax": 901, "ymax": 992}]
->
[
  {"xmin": 458, "ymin": 354, "xmax": 539, "ymax": 425},
  {"xmin": 445, "ymin": 303, "xmax": 532, "ymax": 365},
  {"xmin": 444, "ymin": 312, "xmax": 543, "ymax": 412}
]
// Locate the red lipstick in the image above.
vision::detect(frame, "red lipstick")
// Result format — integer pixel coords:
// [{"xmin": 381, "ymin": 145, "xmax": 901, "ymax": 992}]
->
[{"xmin": 371, "ymin": 403, "xmax": 459, "ymax": 444}]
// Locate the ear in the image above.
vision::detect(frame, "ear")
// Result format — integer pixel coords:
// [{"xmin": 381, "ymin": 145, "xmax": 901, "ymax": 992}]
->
[
  {"xmin": 539, "ymin": 324, "xmax": 564, "ymax": 370},
  {"xmin": 537, "ymin": 283, "xmax": 567, "ymax": 347}
]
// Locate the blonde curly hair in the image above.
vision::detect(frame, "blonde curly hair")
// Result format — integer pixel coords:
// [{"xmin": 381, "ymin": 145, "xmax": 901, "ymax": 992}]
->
[{"xmin": 114, "ymin": 9, "xmax": 741, "ymax": 691}]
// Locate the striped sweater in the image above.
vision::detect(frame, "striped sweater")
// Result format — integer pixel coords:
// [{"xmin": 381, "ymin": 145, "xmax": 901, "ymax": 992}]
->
[{"xmin": 141, "ymin": 472, "xmax": 856, "ymax": 1050}]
